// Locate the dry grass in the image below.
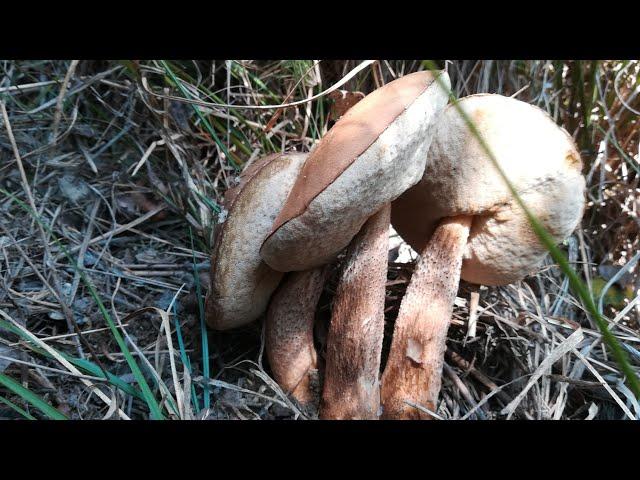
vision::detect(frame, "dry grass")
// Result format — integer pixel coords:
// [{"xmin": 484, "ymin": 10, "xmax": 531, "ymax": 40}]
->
[{"xmin": 0, "ymin": 59, "xmax": 638, "ymax": 420}]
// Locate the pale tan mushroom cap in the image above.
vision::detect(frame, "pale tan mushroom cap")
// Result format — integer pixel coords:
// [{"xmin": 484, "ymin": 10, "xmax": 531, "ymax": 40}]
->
[
  {"xmin": 205, "ymin": 153, "xmax": 307, "ymax": 330},
  {"xmin": 260, "ymin": 70, "xmax": 451, "ymax": 272},
  {"xmin": 392, "ymin": 94, "xmax": 586, "ymax": 285}
]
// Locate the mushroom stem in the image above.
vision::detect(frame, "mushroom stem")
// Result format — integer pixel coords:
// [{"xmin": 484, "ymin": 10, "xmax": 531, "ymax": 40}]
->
[
  {"xmin": 266, "ymin": 266, "xmax": 328, "ymax": 409},
  {"xmin": 320, "ymin": 204, "xmax": 390, "ymax": 420},
  {"xmin": 380, "ymin": 214, "xmax": 472, "ymax": 419}
]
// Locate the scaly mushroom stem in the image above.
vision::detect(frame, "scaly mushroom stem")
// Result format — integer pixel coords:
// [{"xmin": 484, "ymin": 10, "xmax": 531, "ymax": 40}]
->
[
  {"xmin": 320, "ymin": 204, "xmax": 390, "ymax": 420},
  {"xmin": 266, "ymin": 266, "xmax": 328, "ymax": 409},
  {"xmin": 380, "ymin": 215, "xmax": 472, "ymax": 419}
]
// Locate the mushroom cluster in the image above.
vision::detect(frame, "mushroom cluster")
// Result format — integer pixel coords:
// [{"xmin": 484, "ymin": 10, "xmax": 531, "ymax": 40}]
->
[{"xmin": 205, "ymin": 71, "xmax": 586, "ymax": 420}]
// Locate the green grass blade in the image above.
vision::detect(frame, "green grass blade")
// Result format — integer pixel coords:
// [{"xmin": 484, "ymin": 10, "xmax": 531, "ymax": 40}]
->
[
  {"xmin": 423, "ymin": 61, "xmax": 640, "ymax": 399},
  {"xmin": 0, "ymin": 187, "xmax": 166, "ymax": 419},
  {"xmin": 192, "ymin": 189, "xmax": 221, "ymax": 214},
  {"xmin": 0, "ymin": 316, "xmax": 144, "ymax": 401},
  {"xmin": 0, "ymin": 372, "xmax": 67, "ymax": 420},
  {"xmin": 159, "ymin": 61, "xmax": 268, "ymax": 155},
  {"xmin": 160, "ymin": 60, "xmax": 240, "ymax": 172},
  {"xmin": 71, "ymin": 276, "xmax": 165, "ymax": 419},
  {"xmin": 189, "ymin": 226, "xmax": 210, "ymax": 410},
  {"xmin": 172, "ymin": 302, "xmax": 200, "ymax": 412},
  {"xmin": 0, "ymin": 395, "xmax": 36, "ymax": 419},
  {"xmin": 66, "ymin": 356, "xmax": 144, "ymax": 400}
]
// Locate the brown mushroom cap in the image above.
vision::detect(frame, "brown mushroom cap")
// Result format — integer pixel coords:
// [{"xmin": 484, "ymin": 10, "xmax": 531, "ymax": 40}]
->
[
  {"xmin": 392, "ymin": 94, "xmax": 586, "ymax": 285},
  {"xmin": 260, "ymin": 70, "xmax": 451, "ymax": 272},
  {"xmin": 205, "ymin": 152, "xmax": 307, "ymax": 330}
]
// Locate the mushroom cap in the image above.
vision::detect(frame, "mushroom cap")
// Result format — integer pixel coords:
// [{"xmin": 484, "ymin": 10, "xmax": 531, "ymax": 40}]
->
[
  {"xmin": 260, "ymin": 70, "xmax": 451, "ymax": 272},
  {"xmin": 392, "ymin": 94, "xmax": 586, "ymax": 286},
  {"xmin": 205, "ymin": 152, "xmax": 307, "ymax": 330}
]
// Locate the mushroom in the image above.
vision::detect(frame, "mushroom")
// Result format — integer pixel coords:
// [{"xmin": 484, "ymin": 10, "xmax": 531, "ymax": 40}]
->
[
  {"xmin": 260, "ymin": 70, "xmax": 451, "ymax": 272},
  {"xmin": 320, "ymin": 204, "xmax": 391, "ymax": 420},
  {"xmin": 260, "ymin": 70, "xmax": 450, "ymax": 419},
  {"xmin": 206, "ymin": 152, "xmax": 333, "ymax": 409},
  {"xmin": 205, "ymin": 152, "xmax": 307, "ymax": 331},
  {"xmin": 319, "ymin": 204, "xmax": 390, "ymax": 419},
  {"xmin": 381, "ymin": 93, "xmax": 587, "ymax": 419},
  {"xmin": 265, "ymin": 266, "xmax": 329, "ymax": 410}
]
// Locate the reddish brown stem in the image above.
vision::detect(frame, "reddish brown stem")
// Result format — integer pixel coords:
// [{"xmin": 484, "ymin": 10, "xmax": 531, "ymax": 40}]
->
[
  {"xmin": 320, "ymin": 204, "xmax": 390, "ymax": 419},
  {"xmin": 266, "ymin": 267, "xmax": 328, "ymax": 408},
  {"xmin": 380, "ymin": 215, "xmax": 472, "ymax": 419}
]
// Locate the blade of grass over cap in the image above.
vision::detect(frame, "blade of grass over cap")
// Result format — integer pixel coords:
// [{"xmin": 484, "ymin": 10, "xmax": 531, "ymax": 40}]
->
[{"xmin": 421, "ymin": 59, "xmax": 640, "ymax": 399}]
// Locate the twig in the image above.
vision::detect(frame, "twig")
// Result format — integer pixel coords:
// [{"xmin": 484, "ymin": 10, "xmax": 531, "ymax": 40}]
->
[{"xmin": 50, "ymin": 60, "xmax": 80, "ymax": 145}]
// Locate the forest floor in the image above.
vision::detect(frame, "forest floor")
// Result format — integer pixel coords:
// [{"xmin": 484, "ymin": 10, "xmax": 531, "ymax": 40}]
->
[{"xmin": 0, "ymin": 60, "xmax": 638, "ymax": 420}]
